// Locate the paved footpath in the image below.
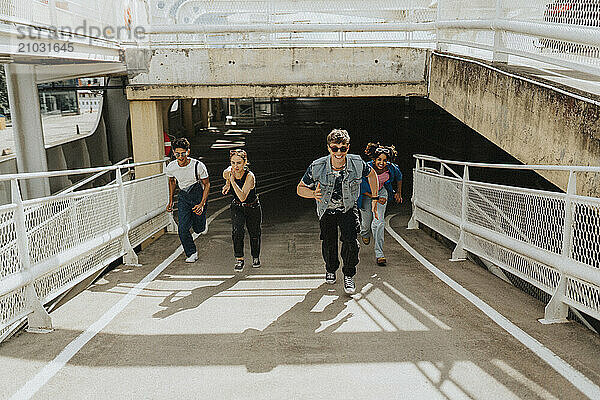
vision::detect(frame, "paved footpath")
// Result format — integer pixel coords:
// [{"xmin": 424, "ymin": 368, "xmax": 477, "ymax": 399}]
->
[{"xmin": 1, "ymin": 125, "xmax": 600, "ymax": 399}]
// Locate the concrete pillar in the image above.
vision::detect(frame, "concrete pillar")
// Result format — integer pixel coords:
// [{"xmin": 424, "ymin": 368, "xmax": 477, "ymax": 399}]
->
[
  {"xmin": 200, "ymin": 98, "xmax": 210, "ymax": 128},
  {"xmin": 104, "ymin": 77, "xmax": 131, "ymax": 164},
  {"xmin": 161, "ymin": 100, "xmax": 172, "ymax": 136},
  {"xmin": 129, "ymin": 101, "xmax": 164, "ymax": 178},
  {"xmin": 62, "ymin": 138, "xmax": 91, "ymax": 187},
  {"xmin": 183, "ymin": 99, "xmax": 194, "ymax": 136},
  {"xmin": 46, "ymin": 146, "xmax": 70, "ymax": 193},
  {"xmin": 4, "ymin": 64, "xmax": 50, "ymax": 199}
]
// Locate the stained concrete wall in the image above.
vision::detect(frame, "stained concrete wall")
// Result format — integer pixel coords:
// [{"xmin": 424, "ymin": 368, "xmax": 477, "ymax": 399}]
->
[
  {"xmin": 428, "ymin": 53, "xmax": 600, "ymax": 196},
  {"xmin": 126, "ymin": 47, "xmax": 428, "ymax": 99}
]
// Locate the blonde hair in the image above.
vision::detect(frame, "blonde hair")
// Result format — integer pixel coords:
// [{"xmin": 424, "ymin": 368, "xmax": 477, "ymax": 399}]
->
[{"xmin": 229, "ymin": 149, "xmax": 250, "ymax": 167}]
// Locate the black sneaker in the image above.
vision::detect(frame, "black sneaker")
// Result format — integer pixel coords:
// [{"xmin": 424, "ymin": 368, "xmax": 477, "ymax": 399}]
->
[
  {"xmin": 325, "ymin": 272, "xmax": 336, "ymax": 284},
  {"xmin": 343, "ymin": 275, "xmax": 356, "ymax": 294},
  {"xmin": 234, "ymin": 259, "xmax": 244, "ymax": 272},
  {"xmin": 252, "ymin": 258, "xmax": 261, "ymax": 268}
]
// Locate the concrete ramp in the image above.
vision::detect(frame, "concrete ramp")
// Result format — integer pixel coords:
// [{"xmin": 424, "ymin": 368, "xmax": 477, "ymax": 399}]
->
[{"xmin": 1, "ymin": 125, "xmax": 599, "ymax": 399}]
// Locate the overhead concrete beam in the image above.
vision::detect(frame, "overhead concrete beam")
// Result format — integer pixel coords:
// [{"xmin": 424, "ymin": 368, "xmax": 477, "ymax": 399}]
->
[
  {"xmin": 429, "ymin": 53, "xmax": 600, "ymax": 197},
  {"xmin": 127, "ymin": 82, "xmax": 427, "ymax": 100},
  {"xmin": 126, "ymin": 46, "xmax": 428, "ymax": 88}
]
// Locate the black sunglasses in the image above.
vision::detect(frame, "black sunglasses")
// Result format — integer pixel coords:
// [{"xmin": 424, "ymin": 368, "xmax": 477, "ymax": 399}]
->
[
  {"xmin": 174, "ymin": 151, "xmax": 187, "ymax": 157},
  {"xmin": 330, "ymin": 145, "xmax": 348, "ymax": 153}
]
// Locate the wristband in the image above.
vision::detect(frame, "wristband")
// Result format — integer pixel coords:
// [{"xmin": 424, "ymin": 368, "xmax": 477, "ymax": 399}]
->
[{"xmin": 371, "ymin": 196, "xmax": 380, "ymax": 201}]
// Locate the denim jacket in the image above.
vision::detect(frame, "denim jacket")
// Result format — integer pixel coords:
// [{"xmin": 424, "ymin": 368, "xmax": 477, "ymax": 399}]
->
[
  {"xmin": 357, "ymin": 161, "xmax": 402, "ymax": 208},
  {"xmin": 307, "ymin": 154, "xmax": 367, "ymax": 220}
]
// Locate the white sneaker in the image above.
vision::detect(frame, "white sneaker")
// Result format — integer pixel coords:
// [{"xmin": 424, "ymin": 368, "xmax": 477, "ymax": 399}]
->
[{"xmin": 185, "ymin": 252, "xmax": 198, "ymax": 263}]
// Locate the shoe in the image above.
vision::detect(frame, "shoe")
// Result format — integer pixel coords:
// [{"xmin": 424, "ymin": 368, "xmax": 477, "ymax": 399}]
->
[
  {"xmin": 185, "ymin": 252, "xmax": 198, "ymax": 263},
  {"xmin": 252, "ymin": 258, "xmax": 261, "ymax": 268},
  {"xmin": 234, "ymin": 259, "xmax": 244, "ymax": 272},
  {"xmin": 361, "ymin": 236, "xmax": 370, "ymax": 245},
  {"xmin": 325, "ymin": 272, "xmax": 336, "ymax": 284},
  {"xmin": 376, "ymin": 257, "xmax": 387, "ymax": 266},
  {"xmin": 343, "ymin": 275, "xmax": 356, "ymax": 295}
]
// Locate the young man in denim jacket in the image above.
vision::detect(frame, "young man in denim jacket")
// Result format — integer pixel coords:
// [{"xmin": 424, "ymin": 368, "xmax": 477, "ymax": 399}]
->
[{"xmin": 297, "ymin": 129, "xmax": 379, "ymax": 294}]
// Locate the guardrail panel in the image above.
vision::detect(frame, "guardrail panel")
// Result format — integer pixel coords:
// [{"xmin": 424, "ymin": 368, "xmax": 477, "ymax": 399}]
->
[
  {"xmin": 124, "ymin": 174, "xmax": 168, "ymax": 224},
  {"xmin": 0, "ymin": 160, "xmax": 168, "ymax": 339},
  {"xmin": 466, "ymin": 183, "xmax": 565, "ymax": 254},
  {"xmin": 0, "ymin": 206, "xmax": 21, "ymax": 280},
  {"xmin": 571, "ymin": 199, "xmax": 600, "ymax": 269}
]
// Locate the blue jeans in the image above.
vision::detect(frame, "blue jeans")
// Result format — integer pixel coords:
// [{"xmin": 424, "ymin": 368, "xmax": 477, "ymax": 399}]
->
[
  {"xmin": 359, "ymin": 187, "xmax": 388, "ymax": 258},
  {"xmin": 177, "ymin": 184, "xmax": 207, "ymax": 257}
]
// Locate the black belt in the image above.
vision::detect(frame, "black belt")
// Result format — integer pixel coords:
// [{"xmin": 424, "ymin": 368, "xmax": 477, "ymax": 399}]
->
[{"xmin": 232, "ymin": 197, "xmax": 260, "ymax": 208}]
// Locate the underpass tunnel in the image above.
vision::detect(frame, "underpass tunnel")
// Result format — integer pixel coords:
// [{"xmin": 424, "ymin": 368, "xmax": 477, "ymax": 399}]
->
[{"xmin": 156, "ymin": 96, "xmax": 560, "ymax": 208}]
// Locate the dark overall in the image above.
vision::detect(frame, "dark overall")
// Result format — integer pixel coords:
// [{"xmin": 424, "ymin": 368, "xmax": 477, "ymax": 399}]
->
[
  {"xmin": 178, "ymin": 162, "xmax": 207, "ymax": 257},
  {"xmin": 230, "ymin": 170, "xmax": 261, "ymax": 258}
]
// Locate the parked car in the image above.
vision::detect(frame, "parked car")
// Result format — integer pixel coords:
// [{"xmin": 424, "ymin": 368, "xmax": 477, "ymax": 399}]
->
[
  {"xmin": 543, "ymin": 0, "xmax": 600, "ymax": 27},
  {"xmin": 536, "ymin": 0, "xmax": 599, "ymax": 52}
]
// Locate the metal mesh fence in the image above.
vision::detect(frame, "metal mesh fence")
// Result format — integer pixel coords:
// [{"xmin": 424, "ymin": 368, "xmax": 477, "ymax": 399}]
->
[
  {"xmin": 124, "ymin": 175, "xmax": 169, "ymax": 224},
  {"xmin": 0, "ymin": 286, "xmax": 27, "ymax": 331},
  {"xmin": 0, "ymin": 205, "xmax": 21, "ymax": 280},
  {"xmin": 467, "ymin": 183, "xmax": 565, "ymax": 254},
  {"xmin": 412, "ymin": 162, "xmax": 600, "ymax": 322},
  {"xmin": 566, "ymin": 276, "xmax": 600, "ymax": 316},
  {"xmin": 25, "ymin": 187, "xmax": 120, "ymax": 265},
  {"xmin": 34, "ymin": 236, "xmax": 123, "ymax": 303},
  {"xmin": 571, "ymin": 199, "xmax": 600, "ymax": 269},
  {"xmin": 0, "ymin": 168, "xmax": 169, "ymax": 336}
]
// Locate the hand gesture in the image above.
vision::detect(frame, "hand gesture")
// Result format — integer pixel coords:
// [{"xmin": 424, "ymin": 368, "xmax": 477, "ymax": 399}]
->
[
  {"xmin": 192, "ymin": 203, "xmax": 204, "ymax": 215},
  {"xmin": 394, "ymin": 192, "xmax": 403, "ymax": 203},
  {"xmin": 372, "ymin": 199, "xmax": 379, "ymax": 220},
  {"xmin": 378, "ymin": 197, "xmax": 387, "ymax": 205},
  {"xmin": 314, "ymin": 183, "xmax": 323, "ymax": 202},
  {"xmin": 222, "ymin": 184, "xmax": 230, "ymax": 195}
]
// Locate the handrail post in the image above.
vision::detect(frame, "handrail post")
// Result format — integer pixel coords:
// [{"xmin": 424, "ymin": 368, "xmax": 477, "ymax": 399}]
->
[
  {"xmin": 164, "ymin": 160, "xmax": 178, "ymax": 234},
  {"xmin": 407, "ymin": 158, "xmax": 420, "ymax": 230},
  {"xmin": 11, "ymin": 179, "xmax": 53, "ymax": 333},
  {"xmin": 435, "ymin": 0, "xmax": 448, "ymax": 52},
  {"xmin": 450, "ymin": 165, "xmax": 468, "ymax": 261},
  {"xmin": 493, "ymin": 0, "xmax": 508, "ymax": 63},
  {"xmin": 116, "ymin": 168, "xmax": 140, "ymax": 266},
  {"xmin": 540, "ymin": 171, "xmax": 575, "ymax": 324},
  {"xmin": 48, "ymin": 0, "xmax": 57, "ymax": 26}
]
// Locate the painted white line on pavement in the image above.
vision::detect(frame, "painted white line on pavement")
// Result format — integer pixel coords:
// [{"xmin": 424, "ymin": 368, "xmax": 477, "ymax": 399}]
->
[{"xmin": 385, "ymin": 215, "xmax": 600, "ymax": 400}]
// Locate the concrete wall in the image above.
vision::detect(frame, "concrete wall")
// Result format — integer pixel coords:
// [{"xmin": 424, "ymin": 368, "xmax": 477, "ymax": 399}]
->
[
  {"xmin": 126, "ymin": 47, "xmax": 428, "ymax": 99},
  {"xmin": 428, "ymin": 53, "xmax": 600, "ymax": 196}
]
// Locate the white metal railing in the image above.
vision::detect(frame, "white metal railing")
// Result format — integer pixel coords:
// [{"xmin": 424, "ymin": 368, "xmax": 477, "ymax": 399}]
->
[
  {"xmin": 142, "ymin": 0, "xmax": 600, "ymax": 76},
  {"xmin": 408, "ymin": 154, "xmax": 600, "ymax": 324},
  {"xmin": 0, "ymin": 159, "xmax": 170, "ymax": 342},
  {"xmin": 0, "ymin": 0, "xmax": 149, "ymax": 53}
]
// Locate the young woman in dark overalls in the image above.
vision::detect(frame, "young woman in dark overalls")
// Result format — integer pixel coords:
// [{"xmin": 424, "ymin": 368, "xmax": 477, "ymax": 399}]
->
[{"xmin": 222, "ymin": 149, "xmax": 262, "ymax": 272}]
